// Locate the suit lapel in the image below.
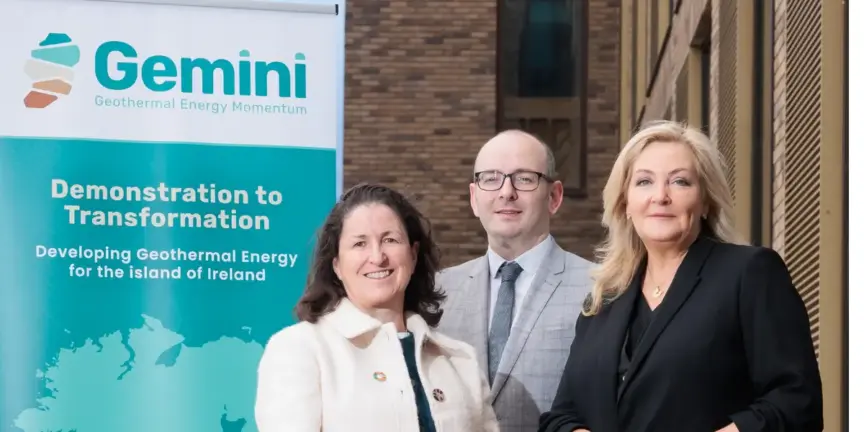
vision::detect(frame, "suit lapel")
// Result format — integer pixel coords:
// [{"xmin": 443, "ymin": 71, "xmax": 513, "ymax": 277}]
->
[
  {"xmin": 490, "ymin": 244, "xmax": 565, "ymax": 401},
  {"xmin": 457, "ymin": 258, "xmax": 491, "ymax": 379},
  {"xmin": 617, "ymin": 236, "xmax": 715, "ymax": 401},
  {"xmin": 600, "ymin": 270, "xmax": 641, "ymax": 425}
]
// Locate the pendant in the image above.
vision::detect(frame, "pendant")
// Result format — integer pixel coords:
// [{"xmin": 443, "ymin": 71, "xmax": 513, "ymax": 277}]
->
[{"xmin": 651, "ymin": 286, "xmax": 663, "ymax": 298}]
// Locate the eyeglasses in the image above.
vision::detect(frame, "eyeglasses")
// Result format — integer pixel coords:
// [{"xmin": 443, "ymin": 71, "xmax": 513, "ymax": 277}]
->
[{"xmin": 473, "ymin": 170, "xmax": 551, "ymax": 192}]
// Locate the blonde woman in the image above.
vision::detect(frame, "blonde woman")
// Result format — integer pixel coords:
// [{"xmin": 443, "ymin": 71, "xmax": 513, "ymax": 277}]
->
[{"xmin": 538, "ymin": 121, "xmax": 822, "ymax": 432}]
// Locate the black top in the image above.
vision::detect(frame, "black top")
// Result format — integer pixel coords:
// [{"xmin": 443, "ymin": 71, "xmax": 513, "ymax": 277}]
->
[
  {"xmin": 538, "ymin": 236, "xmax": 823, "ymax": 432},
  {"xmin": 617, "ymin": 294, "xmax": 655, "ymax": 389},
  {"xmin": 399, "ymin": 333, "xmax": 437, "ymax": 432}
]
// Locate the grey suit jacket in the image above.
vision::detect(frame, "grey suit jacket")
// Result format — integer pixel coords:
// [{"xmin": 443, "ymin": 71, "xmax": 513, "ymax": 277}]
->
[{"xmin": 435, "ymin": 241, "xmax": 593, "ymax": 432}]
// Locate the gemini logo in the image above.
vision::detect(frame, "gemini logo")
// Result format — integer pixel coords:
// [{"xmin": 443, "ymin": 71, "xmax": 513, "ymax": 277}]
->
[
  {"xmin": 94, "ymin": 42, "xmax": 308, "ymax": 99},
  {"xmin": 21, "ymin": 33, "xmax": 309, "ymax": 115},
  {"xmin": 92, "ymin": 41, "xmax": 309, "ymax": 115},
  {"xmin": 23, "ymin": 33, "xmax": 81, "ymax": 109}
]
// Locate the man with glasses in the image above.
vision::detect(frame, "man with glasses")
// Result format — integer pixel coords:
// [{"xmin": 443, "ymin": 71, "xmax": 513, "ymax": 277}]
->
[{"xmin": 436, "ymin": 130, "xmax": 593, "ymax": 432}]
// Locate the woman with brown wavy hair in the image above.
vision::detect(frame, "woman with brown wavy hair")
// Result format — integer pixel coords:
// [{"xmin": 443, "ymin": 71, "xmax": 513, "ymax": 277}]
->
[{"xmin": 255, "ymin": 183, "xmax": 499, "ymax": 432}]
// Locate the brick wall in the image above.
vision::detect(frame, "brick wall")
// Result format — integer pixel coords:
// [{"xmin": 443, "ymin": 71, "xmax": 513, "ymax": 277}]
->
[
  {"xmin": 344, "ymin": 0, "xmax": 621, "ymax": 266},
  {"xmin": 344, "ymin": 0, "xmax": 497, "ymax": 266}
]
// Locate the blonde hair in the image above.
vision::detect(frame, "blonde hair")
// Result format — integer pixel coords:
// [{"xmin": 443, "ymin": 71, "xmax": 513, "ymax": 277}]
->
[{"xmin": 584, "ymin": 120, "xmax": 743, "ymax": 316}]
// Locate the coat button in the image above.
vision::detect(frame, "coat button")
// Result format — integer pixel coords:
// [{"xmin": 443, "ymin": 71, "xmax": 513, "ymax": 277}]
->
[{"xmin": 432, "ymin": 389, "xmax": 445, "ymax": 402}]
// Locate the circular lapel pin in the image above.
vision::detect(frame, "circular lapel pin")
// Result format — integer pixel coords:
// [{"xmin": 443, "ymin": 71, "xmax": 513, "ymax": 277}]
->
[
  {"xmin": 432, "ymin": 388, "xmax": 445, "ymax": 402},
  {"xmin": 373, "ymin": 371, "xmax": 387, "ymax": 382}
]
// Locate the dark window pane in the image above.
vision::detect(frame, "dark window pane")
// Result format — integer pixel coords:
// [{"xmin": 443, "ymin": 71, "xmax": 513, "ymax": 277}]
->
[
  {"xmin": 700, "ymin": 40, "xmax": 710, "ymax": 135},
  {"xmin": 500, "ymin": 0, "xmax": 583, "ymax": 98}
]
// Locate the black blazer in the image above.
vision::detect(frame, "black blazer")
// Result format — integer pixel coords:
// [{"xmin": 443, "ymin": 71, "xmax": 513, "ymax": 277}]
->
[{"xmin": 538, "ymin": 236, "xmax": 823, "ymax": 432}]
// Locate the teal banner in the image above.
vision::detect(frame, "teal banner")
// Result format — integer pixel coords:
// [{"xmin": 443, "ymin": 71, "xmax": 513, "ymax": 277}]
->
[
  {"xmin": 1, "ymin": 138, "xmax": 335, "ymax": 431},
  {"xmin": 0, "ymin": 0, "xmax": 345, "ymax": 430}
]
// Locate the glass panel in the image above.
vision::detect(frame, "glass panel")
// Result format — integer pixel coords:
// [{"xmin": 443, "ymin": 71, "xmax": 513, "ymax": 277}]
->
[
  {"xmin": 700, "ymin": 39, "xmax": 710, "ymax": 135},
  {"xmin": 500, "ymin": 0, "xmax": 582, "ymax": 98}
]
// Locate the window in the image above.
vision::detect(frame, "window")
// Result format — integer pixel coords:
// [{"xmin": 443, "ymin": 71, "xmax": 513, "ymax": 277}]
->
[
  {"xmin": 498, "ymin": 0, "xmax": 588, "ymax": 196},
  {"xmin": 700, "ymin": 38, "xmax": 710, "ymax": 135}
]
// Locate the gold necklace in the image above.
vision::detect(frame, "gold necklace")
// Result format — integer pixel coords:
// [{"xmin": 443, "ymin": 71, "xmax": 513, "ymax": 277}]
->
[{"xmin": 647, "ymin": 271, "xmax": 668, "ymax": 298}]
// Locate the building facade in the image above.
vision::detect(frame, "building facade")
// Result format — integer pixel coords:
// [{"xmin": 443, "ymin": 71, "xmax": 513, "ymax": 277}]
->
[
  {"xmin": 342, "ymin": 0, "xmax": 622, "ymax": 265},
  {"xmin": 619, "ymin": 0, "xmax": 847, "ymax": 428}
]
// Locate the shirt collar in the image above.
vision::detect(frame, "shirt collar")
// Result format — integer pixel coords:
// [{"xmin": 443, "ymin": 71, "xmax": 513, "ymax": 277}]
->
[
  {"xmin": 487, "ymin": 234, "xmax": 555, "ymax": 279},
  {"xmin": 321, "ymin": 298, "xmax": 465, "ymax": 354}
]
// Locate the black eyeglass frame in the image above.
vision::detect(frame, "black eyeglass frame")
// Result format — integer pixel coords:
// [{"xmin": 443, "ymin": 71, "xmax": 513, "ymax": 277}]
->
[{"xmin": 472, "ymin": 170, "xmax": 553, "ymax": 192}]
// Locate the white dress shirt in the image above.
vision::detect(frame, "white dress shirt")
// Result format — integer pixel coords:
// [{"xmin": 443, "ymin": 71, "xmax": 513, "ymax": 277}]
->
[{"xmin": 486, "ymin": 234, "xmax": 555, "ymax": 330}]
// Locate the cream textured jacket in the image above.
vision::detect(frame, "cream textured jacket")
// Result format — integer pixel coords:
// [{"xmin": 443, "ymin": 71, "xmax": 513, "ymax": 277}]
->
[{"xmin": 255, "ymin": 299, "xmax": 500, "ymax": 432}]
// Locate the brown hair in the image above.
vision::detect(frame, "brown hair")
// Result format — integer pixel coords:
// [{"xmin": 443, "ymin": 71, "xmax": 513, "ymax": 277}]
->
[{"xmin": 294, "ymin": 183, "xmax": 445, "ymax": 326}]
